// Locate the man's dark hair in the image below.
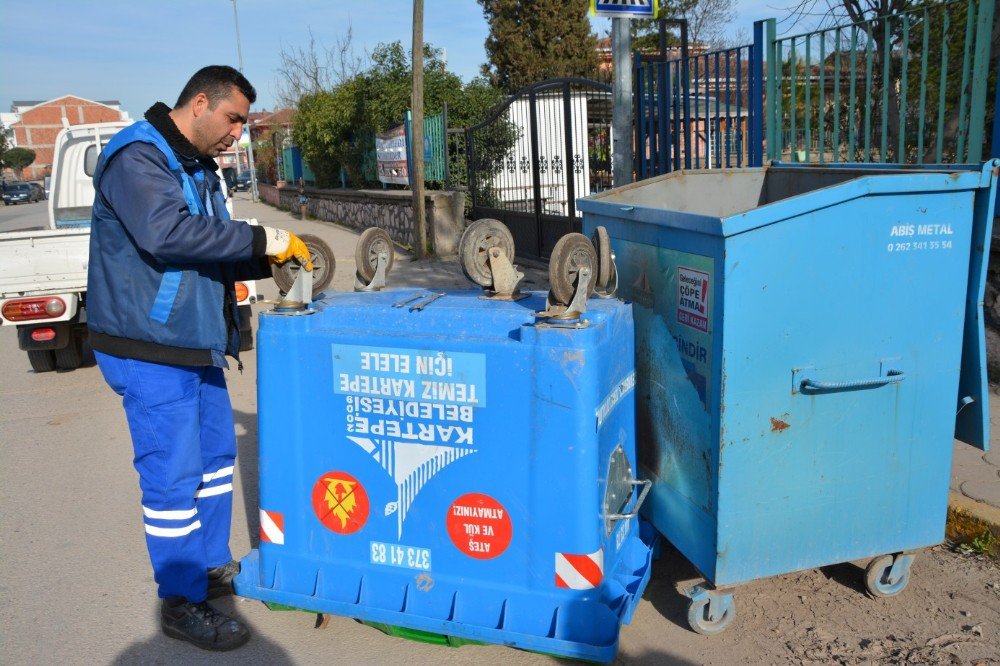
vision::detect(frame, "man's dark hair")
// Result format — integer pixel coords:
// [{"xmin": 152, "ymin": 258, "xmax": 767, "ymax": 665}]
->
[{"xmin": 175, "ymin": 65, "xmax": 257, "ymax": 109}]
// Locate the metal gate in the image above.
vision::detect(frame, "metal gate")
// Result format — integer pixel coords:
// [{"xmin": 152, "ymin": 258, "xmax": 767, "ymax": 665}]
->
[{"xmin": 466, "ymin": 78, "xmax": 613, "ymax": 259}]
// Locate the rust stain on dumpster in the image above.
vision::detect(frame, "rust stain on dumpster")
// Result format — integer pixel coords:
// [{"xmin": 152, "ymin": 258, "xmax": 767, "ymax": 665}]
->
[{"xmin": 770, "ymin": 416, "xmax": 790, "ymax": 432}]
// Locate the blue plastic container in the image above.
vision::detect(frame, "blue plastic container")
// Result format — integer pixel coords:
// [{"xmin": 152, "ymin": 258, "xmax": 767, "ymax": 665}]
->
[
  {"xmin": 578, "ymin": 162, "xmax": 998, "ymax": 599},
  {"xmin": 235, "ymin": 289, "xmax": 655, "ymax": 662}
]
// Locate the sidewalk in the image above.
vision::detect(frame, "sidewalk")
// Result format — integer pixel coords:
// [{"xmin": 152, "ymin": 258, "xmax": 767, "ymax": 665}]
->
[
  {"xmin": 232, "ymin": 193, "xmax": 1000, "ymax": 546},
  {"xmin": 950, "ymin": 399, "xmax": 1000, "ymax": 545}
]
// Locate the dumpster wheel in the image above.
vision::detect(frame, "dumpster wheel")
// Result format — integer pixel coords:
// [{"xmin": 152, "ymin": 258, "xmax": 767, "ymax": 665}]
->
[
  {"xmin": 592, "ymin": 226, "xmax": 612, "ymax": 289},
  {"xmin": 355, "ymin": 227, "xmax": 395, "ymax": 283},
  {"xmin": 459, "ymin": 219, "xmax": 515, "ymax": 288},
  {"xmin": 864, "ymin": 553, "xmax": 914, "ymax": 598},
  {"xmin": 686, "ymin": 591, "xmax": 736, "ymax": 635},
  {"xmin": 548, "ymin": 232, "xmax": 598, "ymax": 307},
  {"xmin": 272, "ymin": 233, "xmax": 335, "ymax": 296}
]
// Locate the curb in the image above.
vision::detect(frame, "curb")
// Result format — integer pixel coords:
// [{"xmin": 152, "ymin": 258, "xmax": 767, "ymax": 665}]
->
[{"xmin": 946, "ymin": 490, "xmax": 1000, "ymax": 555}]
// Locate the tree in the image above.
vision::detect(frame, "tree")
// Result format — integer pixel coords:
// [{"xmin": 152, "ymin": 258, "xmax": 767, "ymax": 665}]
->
[
  {"xmin": 2, "ymin": 147, "xmax": 35, "ymax": 174},
  {"xmin": 631, "ymin": 0, "xmax": 738, "ymax": 52},
  {"xmin": 478, "ymin": 0, "xmax": 599, "ymax": 92},
  {"xmin": 291, "ymin": 40, "xmax": 512, "ymax": 188},
  {"xmin": 0, "ymin": 124, "xmax": 9, "ymax": 163},
  {"xmin": 274, "ymin": 27, "xmax": 365, "ymax": 109}
]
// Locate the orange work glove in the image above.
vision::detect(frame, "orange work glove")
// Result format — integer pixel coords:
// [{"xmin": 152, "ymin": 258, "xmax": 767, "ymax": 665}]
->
[{"xmin": 262, "ymin": 227, "xmax": 313, "ymax": 271}]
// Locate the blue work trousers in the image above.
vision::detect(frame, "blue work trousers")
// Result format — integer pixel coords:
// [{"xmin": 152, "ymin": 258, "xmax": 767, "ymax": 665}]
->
[{"xmin": 96, "ymin": 352, "xmax": 237, "ymax": 602}]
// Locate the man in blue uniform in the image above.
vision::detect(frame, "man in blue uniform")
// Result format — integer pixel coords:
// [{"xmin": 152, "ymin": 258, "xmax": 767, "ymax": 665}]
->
[{"xmin": 87, "ymin": 65, "xmax": 311, "ymax": 651}]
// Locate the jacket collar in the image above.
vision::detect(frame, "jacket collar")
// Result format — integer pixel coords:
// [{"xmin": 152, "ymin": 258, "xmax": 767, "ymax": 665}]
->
[{"xmin": 144, "ymin": 102, "xmax": 219, "ymax": 173}]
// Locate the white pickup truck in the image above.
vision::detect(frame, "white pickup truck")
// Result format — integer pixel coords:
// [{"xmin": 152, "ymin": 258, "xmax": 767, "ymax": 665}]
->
[{"xmin": 0, "ymin": 121, "xmax": 258, "ymax": 372}]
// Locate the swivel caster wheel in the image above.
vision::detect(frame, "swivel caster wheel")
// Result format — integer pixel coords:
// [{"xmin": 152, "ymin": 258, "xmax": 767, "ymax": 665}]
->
[
  {"xmin": 685, "ymin": 586, "xmax": 736, "ymax": 635},
  {"xmin": 271, "ymin": 233, "xmax": 335, "ymax": 296},
  {"xmin": 355, "ymin": 227, "xmax": 395, "ymax": 283},
  {"xmin": 548, "ymin": 232, "xmax": 598, "ymax": 307},
  {"xmin": 459, "ymin": 219, "xmax": 515, "ymax": 288},
  {"xmin": 864, "ymin": 553, "xmax": 914, "ymax": 598}
]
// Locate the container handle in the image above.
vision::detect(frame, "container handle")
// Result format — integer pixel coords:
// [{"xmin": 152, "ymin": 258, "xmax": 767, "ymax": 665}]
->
[
  {"xmin": 607, "ymin": 479, "xmax": 652, "ymax": 521},
  {"xmin": 800, "ymin": 369, "xmax": 905, "ymax": 393}
]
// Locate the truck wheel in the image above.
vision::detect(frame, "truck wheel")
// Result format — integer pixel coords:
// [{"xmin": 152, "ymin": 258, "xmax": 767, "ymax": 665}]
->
[
  {"xmin": 28, "ymin": 350, "xmax": 56, "ymax": 373},
  {"xmin": 55, "ymin": 337, "xmax": 83, "ymax": 370},
  {"xmin": 240, "ymin": 328, "xmax": 254, "ymax": 352}
]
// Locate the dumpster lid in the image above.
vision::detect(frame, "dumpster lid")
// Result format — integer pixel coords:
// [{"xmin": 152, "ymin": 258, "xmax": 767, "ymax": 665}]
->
[{"xmin": 578, "ymin": 163, "xmax": 994, "ymax": 238}]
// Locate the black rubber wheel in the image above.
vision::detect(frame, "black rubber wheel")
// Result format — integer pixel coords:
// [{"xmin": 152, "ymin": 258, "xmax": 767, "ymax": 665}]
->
[
  {"xmin": 28, "ymin": 349, "xmax": 56, "ymax": 373},
  {"xmin": 592, "ymin": 226, "xmax": 612, "ymax": 289},
  {"xmin": 239, "ymin": 328, "xmax": 254, "ymax": 352},
  {"xmin": 459, "ymin": 219, "xmax": 515, "ymax": 288},
  {"xmin": 354, "ymin": 228, "xmax": 395, "ymax": 283},
  {"xmin": 548, "ymin": 233, "xmax": 598, "ymax": 306},
  {"xmin": 271, "ymin": 233, "xmax": 335, "ymax": 296},
  {"xmin": 55, "ymin": 336, "xmax": 83, "ymax": 370}
]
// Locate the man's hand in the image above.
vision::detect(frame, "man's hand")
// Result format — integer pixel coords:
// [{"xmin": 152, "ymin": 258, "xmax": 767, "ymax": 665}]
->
[{"xmin": 262, "ymin": 227, "xmax": 313, "ymax": 271}]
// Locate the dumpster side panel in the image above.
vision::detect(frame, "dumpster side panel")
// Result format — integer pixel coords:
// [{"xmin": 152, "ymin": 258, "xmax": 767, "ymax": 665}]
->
[
  {"xmin": 584, "ymin": 212, "xmax": 725, "ymax": 580},
  {"xmin": 714, "ymin": 190, "xmax": 975, "ymax": 586},
  {"xmin": 954, "ymin": 172, "xmax": 998, "ymax": 449}
]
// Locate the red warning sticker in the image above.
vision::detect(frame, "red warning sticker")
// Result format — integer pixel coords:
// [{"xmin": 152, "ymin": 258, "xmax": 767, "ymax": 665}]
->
[
  {"xmin": 312, "ymin": 471, "xmax": 369, "ymax": 534},
  {"xmin": 446, "ymin": 493, "xmax": 512, "ymax": 559}
]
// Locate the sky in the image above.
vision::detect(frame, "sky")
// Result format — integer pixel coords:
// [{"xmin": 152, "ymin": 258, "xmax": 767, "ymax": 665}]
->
[{"xmin": 1, "ymin": 0, "xmax": 805, "ymax": 121}]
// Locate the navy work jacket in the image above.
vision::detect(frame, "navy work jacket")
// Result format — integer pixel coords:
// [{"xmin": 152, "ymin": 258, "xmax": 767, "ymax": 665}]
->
[{"xmin": 87, "ymin": 118, "xmax": 269, "ymax": 367}]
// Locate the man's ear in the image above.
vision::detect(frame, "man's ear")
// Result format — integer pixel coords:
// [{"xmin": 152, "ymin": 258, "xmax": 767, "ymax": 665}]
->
[{"xmin": 190, "ymin": 92, "xmax": 210, "ymax": 118}]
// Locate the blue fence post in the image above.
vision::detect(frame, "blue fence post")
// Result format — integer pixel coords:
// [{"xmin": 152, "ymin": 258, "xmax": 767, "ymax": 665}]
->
[{"xmin": 750, "ymin": 20, "xmax": 766, "ymax": 167}]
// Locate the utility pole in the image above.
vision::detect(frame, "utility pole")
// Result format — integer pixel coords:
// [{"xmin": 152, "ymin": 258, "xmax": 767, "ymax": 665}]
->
[
  {"xmin": 230, "ymin": 0, "xmax": 259, "ymax": 202},
  {"xmin": 611, "ymin": 18, "xmax": 633, "ymax": 187},
  {"xmin": 411, "ymin": 0, "xmax": 427, "ymax": 257},
  {"xmin": 231, "ymin": 0, "xmax": 244, "ymax": 71}
]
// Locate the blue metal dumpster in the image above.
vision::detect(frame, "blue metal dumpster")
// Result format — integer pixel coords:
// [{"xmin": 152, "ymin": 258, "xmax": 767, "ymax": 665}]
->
[
  {"xmin": 578, "ymin": 161, "xmax": 999, "ymax": 633},
  {"xmin": 235, "ymin": 288, "xmax": 655, "ymax": 662}
]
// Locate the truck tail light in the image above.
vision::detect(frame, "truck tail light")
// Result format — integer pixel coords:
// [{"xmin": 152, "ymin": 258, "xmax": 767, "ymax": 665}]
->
[
  {"xmin": 31, "ymin": 327, "xmax": 56, "ymax": 342},
  {"xmin": 2, "ymin": 297, "xmax": 66, "ymax": 321},
  {"xmin": 235, "ymin": 282, "xmax": 249, "ymax": 302}
]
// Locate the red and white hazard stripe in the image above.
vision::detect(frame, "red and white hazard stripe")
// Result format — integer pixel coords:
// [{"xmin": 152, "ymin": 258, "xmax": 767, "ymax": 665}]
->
[
  {"xmin": 555, "ymin": 548, "xmax": 603, "ymax": 589},
  {"xmin": 260, "ymin": 509, "xmax": 284, "ymax": 545}
]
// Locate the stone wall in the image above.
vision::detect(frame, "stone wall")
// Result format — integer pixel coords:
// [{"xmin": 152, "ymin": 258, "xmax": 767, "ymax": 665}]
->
[{"xmin": 256, "ymin": 184, "xmax": 465, "ymax": 256}]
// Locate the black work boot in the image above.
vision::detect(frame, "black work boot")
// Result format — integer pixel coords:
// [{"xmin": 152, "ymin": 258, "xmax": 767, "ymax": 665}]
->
[
  {"xmin": 207, "ymin": 560, "xmax": 241, "ymax": 599},
  {"xmin": 160, "ymin": 597, "xmax": 250, "ymax": 651}
]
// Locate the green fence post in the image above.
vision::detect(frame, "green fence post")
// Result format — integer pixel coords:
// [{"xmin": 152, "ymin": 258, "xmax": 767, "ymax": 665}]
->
[
  {"xmin": 956, "ymin": 0, "xmax": 977, "ymax": 161},
  {"xmin": 966, "ymin": 0, "xmax": 995, "ymax": 162}
]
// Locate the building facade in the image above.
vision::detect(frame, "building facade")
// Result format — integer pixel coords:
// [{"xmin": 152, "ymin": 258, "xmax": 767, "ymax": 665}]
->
[{"xmin": 8, "ymin": 97, "xmax": 131, "ymax": 181}]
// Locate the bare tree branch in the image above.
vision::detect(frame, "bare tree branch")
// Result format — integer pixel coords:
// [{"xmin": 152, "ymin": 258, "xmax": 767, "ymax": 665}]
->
[{"xmin": 273, "ymin": 26, "xmax": 366, "ymax": 109}]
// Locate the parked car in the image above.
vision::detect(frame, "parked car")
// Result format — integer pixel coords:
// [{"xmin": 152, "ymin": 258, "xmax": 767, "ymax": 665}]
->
[
  {"xmin": 233, "ymin": 171, "xmax": 252, "ymax": 192},
  {"xmin": 222, "ymin": 167, "xmax": 237, "ymax": 193},
  {"xmin": 2, "ymin": 182, "xmax": 43, "ymax": 205},
  {"xmin": 29, "ymin": 182, "xmax": 46, "ymax": 200}
]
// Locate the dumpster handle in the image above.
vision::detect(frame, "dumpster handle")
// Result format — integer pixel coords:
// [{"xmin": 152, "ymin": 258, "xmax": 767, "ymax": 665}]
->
[
  {"xmin": 800, "ymin": 369, "xmax": 905, "ymax": 393},
  {"xmin": 607, "ymin": 479, "xmax": 652, "ymax": 522}
]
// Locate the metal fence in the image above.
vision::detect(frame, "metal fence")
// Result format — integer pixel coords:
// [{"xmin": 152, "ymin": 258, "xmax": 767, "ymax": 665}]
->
[
  {"xmin": 287, "ymin": 110, "xmax": 450, "ymax": 188},
  {"xmin": 634, "ymin": 25, "xmax": 766, "ymax": 178},
  {"xmin": 765, "ymin": 0, "xmax": 995, "ymax": 164}
]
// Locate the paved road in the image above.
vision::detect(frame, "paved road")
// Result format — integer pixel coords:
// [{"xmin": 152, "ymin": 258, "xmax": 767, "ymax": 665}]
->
[
  {"xmin": 0, "ymin": 198, "xmax": 49, "ymax": 233},
  {"xmin": 1, "ymin": 194, "xmax": 996, "ymax": 665}
]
